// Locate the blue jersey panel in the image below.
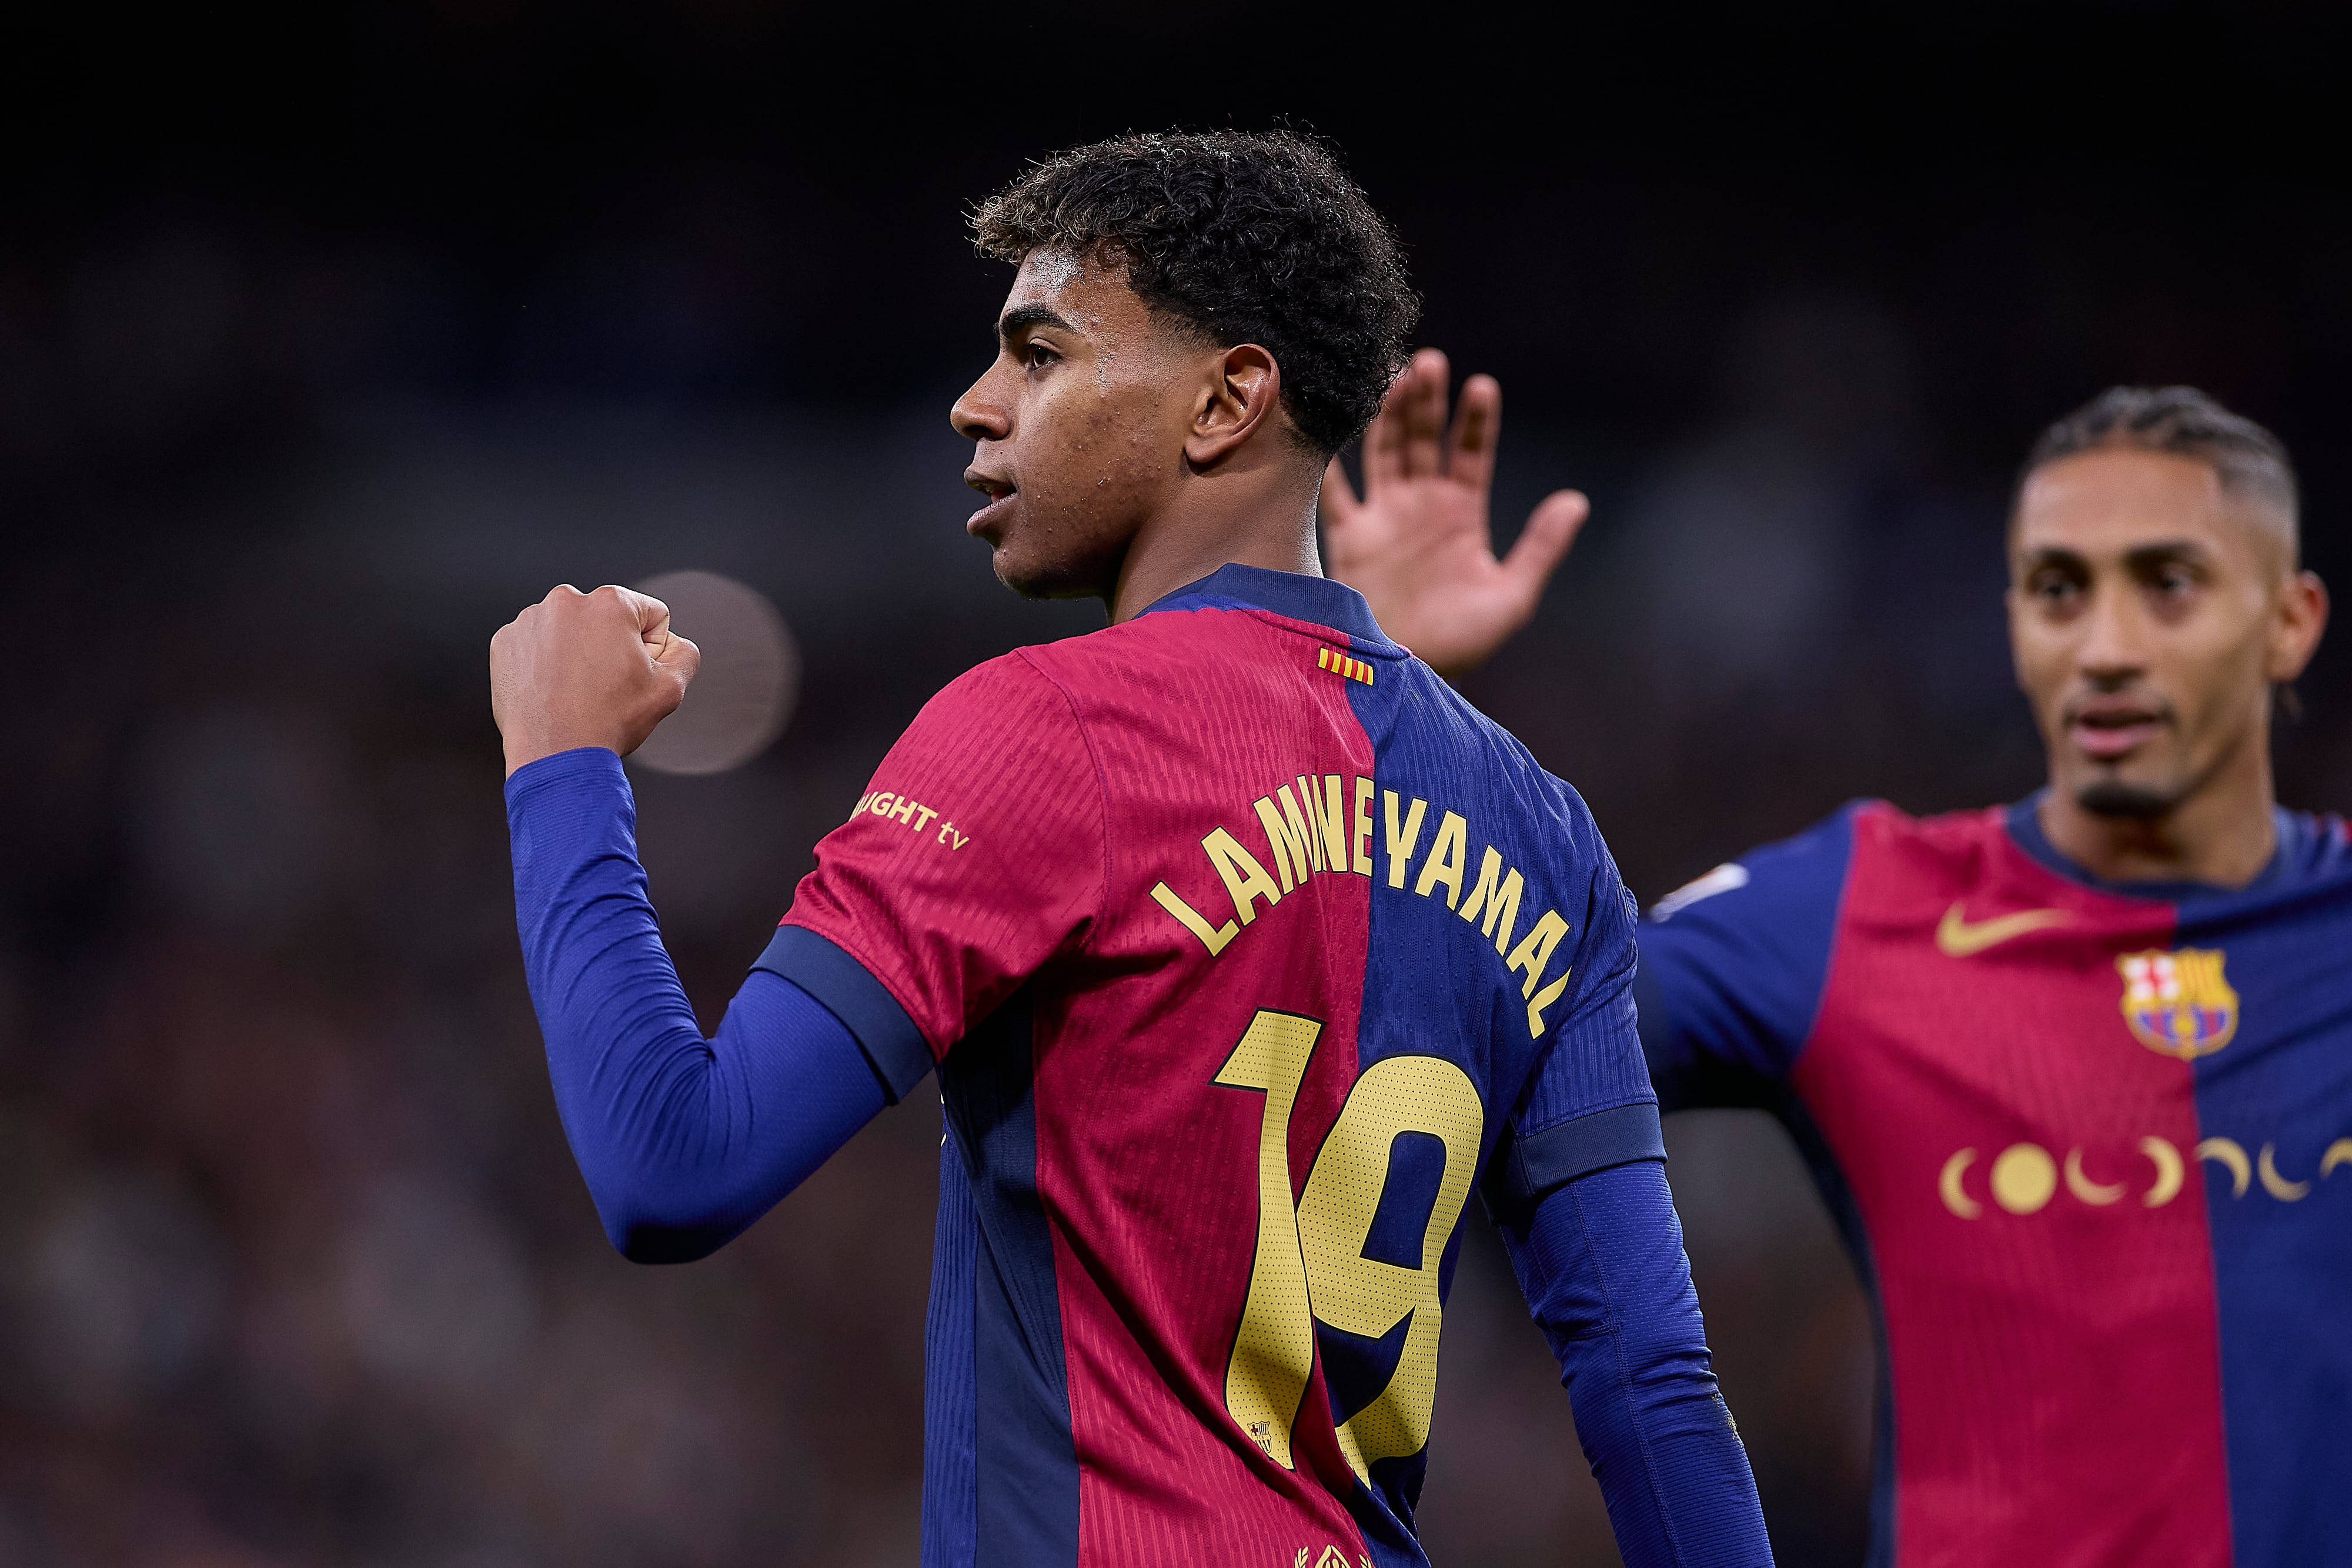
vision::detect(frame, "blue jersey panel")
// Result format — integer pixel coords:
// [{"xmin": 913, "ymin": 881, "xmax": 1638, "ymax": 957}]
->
[
  {"xmin": 2171, "ymin": 815, "xmax": 2352, "ymax": 1568},
  {"xmin": 1635, "ymin": 801, "xmax": 1864, "ymax": 1108},
  {"xmin": 923, "ymin": 1131, "xmax": 980, "ymax": 1568},
  {"xmin": 928, "ymin": 988, "xmax": 1079, "ymax": 1568},
  {"xmin": 1330, "ymin": 646, "xmax": 1655, "ymax": 1553}
]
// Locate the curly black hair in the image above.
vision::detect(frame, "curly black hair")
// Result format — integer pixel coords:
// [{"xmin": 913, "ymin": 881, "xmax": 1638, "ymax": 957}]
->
[
  {"xmin": 973, "ymin": 129, "xmax": 1418, "ymax": 457},
  {"xmin": 2019, "ymin": 385, "xmax": 2300, "ymax": 554}
]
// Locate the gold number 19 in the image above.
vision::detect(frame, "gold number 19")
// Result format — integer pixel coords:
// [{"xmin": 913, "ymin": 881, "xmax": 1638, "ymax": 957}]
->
[{"xmin": 1214, "ymin": 1010, "xmax": 1484, "ymax": 1480}]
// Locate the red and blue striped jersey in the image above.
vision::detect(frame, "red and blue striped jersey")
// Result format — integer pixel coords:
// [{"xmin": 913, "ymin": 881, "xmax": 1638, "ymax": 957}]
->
[
  {"xmin": 759, "ymin": 566, "xmax": 1657, "ymax": 1568},
  {"xmin": 1638, "ymin": 797, "xmax": 2352, "ymax": 1567}
]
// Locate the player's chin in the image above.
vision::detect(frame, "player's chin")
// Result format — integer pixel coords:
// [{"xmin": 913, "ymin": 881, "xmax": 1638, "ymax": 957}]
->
[
  {"xmin": 2073, "ymin": 765, "xmax": 2187, "ymax": 820},
  {"xmin": 990, "ymin": 540, "xmax": 1114, "ymax": 601},
  {"xmin": 992, "ymin": 553, "xmax": 1073, "ymax": 599}
]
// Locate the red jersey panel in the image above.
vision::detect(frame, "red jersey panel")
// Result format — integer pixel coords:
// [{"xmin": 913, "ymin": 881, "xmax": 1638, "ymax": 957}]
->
[
  {"xmin": 1640, "ymin": 797, "xmax": 2352, "ymax": 1568},
  {"xmin": 766, "ymin": 566, "xmax": 1652, "ymax": 1568}
]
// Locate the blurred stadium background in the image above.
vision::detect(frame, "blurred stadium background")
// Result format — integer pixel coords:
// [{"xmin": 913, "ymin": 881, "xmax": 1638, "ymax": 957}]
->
[{"xmin": 5, "ymin": 4, "xmax": 2349, "ymax": 1564}]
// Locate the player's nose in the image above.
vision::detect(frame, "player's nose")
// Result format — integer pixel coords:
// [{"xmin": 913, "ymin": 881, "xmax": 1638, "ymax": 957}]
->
[
  {"xmin": 950, "ymin": 372, "xmax": 1010, "ymax": 443},
  {"xmin": 2075, "ymin": 581, "xmax": 2149, "ymax": 680}
]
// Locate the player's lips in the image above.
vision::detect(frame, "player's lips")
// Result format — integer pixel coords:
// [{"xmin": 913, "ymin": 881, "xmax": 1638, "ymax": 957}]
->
[
  {"xmin": 963, "ymin": 469, "xmax": 1017, "ymax": 536},
  {"xmin": 2066, "ymin": 696, "xmax": 2171, "ymax": 761}
]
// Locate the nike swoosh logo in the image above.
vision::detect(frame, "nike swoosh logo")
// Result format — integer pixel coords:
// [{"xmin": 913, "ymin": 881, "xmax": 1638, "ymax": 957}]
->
[{"xmin": 1936, "ymin": 902, "xmax": 2073, "ymax": 957}]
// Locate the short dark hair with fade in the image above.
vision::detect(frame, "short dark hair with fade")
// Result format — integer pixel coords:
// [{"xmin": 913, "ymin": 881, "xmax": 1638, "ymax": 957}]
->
[
  {"xmin": 2018, "ymin": 385, "xmax": 2300, "ymax": 556},
  {"xmin": 973, "ymin": 129, "xmax": 1418, "ymax": 457}
]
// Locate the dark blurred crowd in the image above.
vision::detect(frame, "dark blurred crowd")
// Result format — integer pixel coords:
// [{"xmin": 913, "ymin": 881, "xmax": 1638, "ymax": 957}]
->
[{"xmin": 7, "ymin": 5, "xmax": 2351, "ymax": 1565}]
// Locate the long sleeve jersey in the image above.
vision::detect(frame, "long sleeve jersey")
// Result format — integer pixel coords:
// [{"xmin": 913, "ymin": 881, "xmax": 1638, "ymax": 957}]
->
[{"xmin": 511, "ymin": 565, "xmax": 1771, "ymax": 1568}]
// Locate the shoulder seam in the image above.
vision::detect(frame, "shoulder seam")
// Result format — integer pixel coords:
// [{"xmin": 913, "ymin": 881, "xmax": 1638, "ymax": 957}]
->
[
  {"xmin": 1011, "ymin": 648, "xmax": 1114, "ymax": 960},
  {"xmin": 1793, "ymin": 807, "xmax": 1868, "ymax": 1062}
]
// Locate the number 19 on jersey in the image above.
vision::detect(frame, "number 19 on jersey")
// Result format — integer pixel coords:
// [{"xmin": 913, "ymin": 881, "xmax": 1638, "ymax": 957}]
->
[{"xmin": 1215, "ymin": 1011, "xmax": 1484, "ymax": 1482}]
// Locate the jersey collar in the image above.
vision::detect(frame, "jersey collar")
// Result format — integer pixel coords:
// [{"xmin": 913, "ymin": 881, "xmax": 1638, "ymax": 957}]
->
[
  {"xmin": 2003, "ymin": 791, "xmax": 2298, "ymax": 905},
  {"xmin": 1138, "ymin": 563, "xmax": 1395, "ymax": 647}
]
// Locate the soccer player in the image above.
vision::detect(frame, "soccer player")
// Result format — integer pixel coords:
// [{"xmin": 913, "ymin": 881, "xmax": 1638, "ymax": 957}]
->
[
  {"xmin": 489, "ymin": 133, "xmax": 1772, "ymax": 1567},
  {"xmin": 1331, "ymin": 362, "xmax": 2351, "ymax": 1566}
]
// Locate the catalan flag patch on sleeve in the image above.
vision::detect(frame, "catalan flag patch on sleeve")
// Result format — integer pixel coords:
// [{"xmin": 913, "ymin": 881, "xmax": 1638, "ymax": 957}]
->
[{"xmin": 1317, "ymin": 646, "xmax": 1374, "ymax": 686}]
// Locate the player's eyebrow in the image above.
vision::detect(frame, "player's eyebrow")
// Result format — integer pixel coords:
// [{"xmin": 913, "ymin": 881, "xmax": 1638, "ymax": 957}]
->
[
  {"xmin": 2017, "ymin": 544, "xmax": 2090, "ymax": 575},
  {"xmin": 2017, "ymin": 540, "xmax": 2213, "ymax": 576},
  {"xmin": 2120, "ymin": 540, "xmax": 2212, "ymax": 571},
  {"xmin": 997, "ymin": 303, "xmax": 1077, "ymax": 344}
]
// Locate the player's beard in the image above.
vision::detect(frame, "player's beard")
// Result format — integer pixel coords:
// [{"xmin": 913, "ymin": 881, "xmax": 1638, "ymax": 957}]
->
[
  {"xmin": 2074, "ymin": 738, "xmax": 2229, "ymax": 820},
  {"xmin": 2075, "ymin": 778, "xmax": 2181, "ymax": 818}
]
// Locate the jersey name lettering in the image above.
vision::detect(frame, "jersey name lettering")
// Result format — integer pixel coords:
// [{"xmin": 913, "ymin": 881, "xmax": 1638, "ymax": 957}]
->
[{"xmin": 1150, "ymin": 778, "xmax": 1575, "ymax": 1037}]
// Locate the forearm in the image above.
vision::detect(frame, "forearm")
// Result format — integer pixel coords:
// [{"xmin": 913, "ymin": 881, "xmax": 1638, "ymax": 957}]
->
[
  {"xmin": 507, "ymin": 748, "xmax": 886, "ymax": 1262},
  {"xmin": 1501, "ymin": 1158, "xmax": 1772, "ymax": 1566}
]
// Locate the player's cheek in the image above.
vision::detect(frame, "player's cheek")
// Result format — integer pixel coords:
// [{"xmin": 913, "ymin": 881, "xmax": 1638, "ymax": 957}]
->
[{"xmin": 2012, "ymin": 644, "xmax": 2060, "ymax": 728}]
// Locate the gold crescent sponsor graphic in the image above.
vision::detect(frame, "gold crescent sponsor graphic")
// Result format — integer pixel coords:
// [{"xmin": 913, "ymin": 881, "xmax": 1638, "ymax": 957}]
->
[
  {"xmin": 2258, "ymin": 1143, "xmax": 2311, "ymax": 1202},
  {"xmin": 1939, "ymin": 1148, "xmax": 1982, "ymax": 1218},
  {"xmin": 1935, "ymin": 902, "xmax": 2074, "ymax": 957},
  {"xmin": 1943, "ymin": 1132, "xmax": 2352, "ymax": 1213},
  {"xmin": 2063, "ymin": 1146, "xmax": 2126, "ymax": 1206},
  {"xmin": 2140, "ymin": 1136, "xmax": 2184, "ymax": 1206},
  {"xmin": 2195, "ymin": 1137, "xmax": 2251, "ymax": 1198},
  {"xmin": 1990, "ymin": 1143, "xmax": 2058, "ymax": 1214}
]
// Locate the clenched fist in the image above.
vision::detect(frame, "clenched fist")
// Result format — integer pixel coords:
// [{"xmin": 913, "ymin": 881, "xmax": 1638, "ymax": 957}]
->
[{"xmin": 490, "ymin": 584, "xmax": 702, "ymax": 775}]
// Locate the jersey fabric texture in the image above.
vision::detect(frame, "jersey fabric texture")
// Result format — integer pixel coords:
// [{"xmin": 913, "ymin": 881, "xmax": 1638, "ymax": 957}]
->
[
  {"xmin": 1637, "ymin": 796, "xmax": 2352, "ymax": 1568},
  {"xmin": 759, "ymin": 566, "xmax": 1705, "ymax": 1568}
]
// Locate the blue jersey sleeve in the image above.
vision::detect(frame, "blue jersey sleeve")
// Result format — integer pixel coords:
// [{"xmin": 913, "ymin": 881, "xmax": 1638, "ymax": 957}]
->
[
  {"xmin": 1633, "ymin": 802, "xmax": 1862, "ymax": 1111},
  {"xmin": 1499, "ymin": 1162, "xmax": 1773, "ymax": 1566},
  {"xmin": 1489, "ymin": 821, "xmax": 1668, "ymax": 1215},
  {"xmin": 507, "ymin": 747, "xmax": 890, "ymax": 1262},
  {"xmin": 1484, "ymin": 813, "xmax": 1775, "ymax": 1564}
]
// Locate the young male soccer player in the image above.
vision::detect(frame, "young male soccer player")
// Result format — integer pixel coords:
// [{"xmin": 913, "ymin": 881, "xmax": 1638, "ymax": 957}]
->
[
  {"xmin": 1334, "ymin": 366, "xmax": 2351, "ymax": 1566},
  {"xmin": 490, "ymin": 133, "xmax": 1772, "ymax": 1567}
]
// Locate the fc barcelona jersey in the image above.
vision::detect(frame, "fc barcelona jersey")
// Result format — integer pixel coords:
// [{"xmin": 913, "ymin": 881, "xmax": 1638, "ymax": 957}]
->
[
  {"xmin": 756, "ymin": 566, "xmax": 1656, "ymax": 1568},
  {"xmin": 1638, "ymin": 797, "xmax": 2352, "ymax": 1568}
]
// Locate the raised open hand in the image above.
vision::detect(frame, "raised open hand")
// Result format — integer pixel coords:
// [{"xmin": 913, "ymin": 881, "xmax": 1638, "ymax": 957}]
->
[{"xmin": 1321, "ymin": 347, "xmax": 1588, "ymax": 676}]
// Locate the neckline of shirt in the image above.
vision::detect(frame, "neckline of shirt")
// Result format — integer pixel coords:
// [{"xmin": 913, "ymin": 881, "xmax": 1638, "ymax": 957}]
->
[
  {"xmin": 1138, "ymin": 563, "xmax": 1399, "ymax": 649},
  {"xmin": 2002, "ymin": 791, "xmax": 2301, "ymax": 905}
]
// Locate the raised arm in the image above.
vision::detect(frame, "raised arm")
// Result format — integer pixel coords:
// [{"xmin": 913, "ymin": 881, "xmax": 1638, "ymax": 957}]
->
[
  {"xmin": 493, "ymin": 586, "xmax": 894, "ymax": 1262},
  {"xmin": 1321, "ymin": 348, "xmax": 1588, "ymax": 674},
  {"xmin": 507, "ymin": 747, "xmax": 890, "ymax": 1262}
]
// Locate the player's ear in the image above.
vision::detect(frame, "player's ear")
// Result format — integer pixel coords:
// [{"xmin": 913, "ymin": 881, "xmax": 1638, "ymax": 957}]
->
[
  {"xmin": 1184, "ymin": 343, "xmax": 1281, "ymax": 469},
  {"xmin": 2265, "ymin": 569, "xmax": 2328, "ymax": 683}
]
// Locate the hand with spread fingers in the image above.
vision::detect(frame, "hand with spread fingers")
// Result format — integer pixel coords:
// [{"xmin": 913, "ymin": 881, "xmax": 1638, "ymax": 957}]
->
[
  {"xmin": 489, "ymin": 584, "xmax": 702, "ymax": 775},
  {"xmin": 1321, "ymin": 347, "xmax": 1588, "ymax": 676}
]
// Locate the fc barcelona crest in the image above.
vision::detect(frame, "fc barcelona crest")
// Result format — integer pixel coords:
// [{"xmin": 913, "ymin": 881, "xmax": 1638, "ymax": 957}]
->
[{"xmin": 2116, "ymin": 948, "xmax": 2239, "ymax": 1059}]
